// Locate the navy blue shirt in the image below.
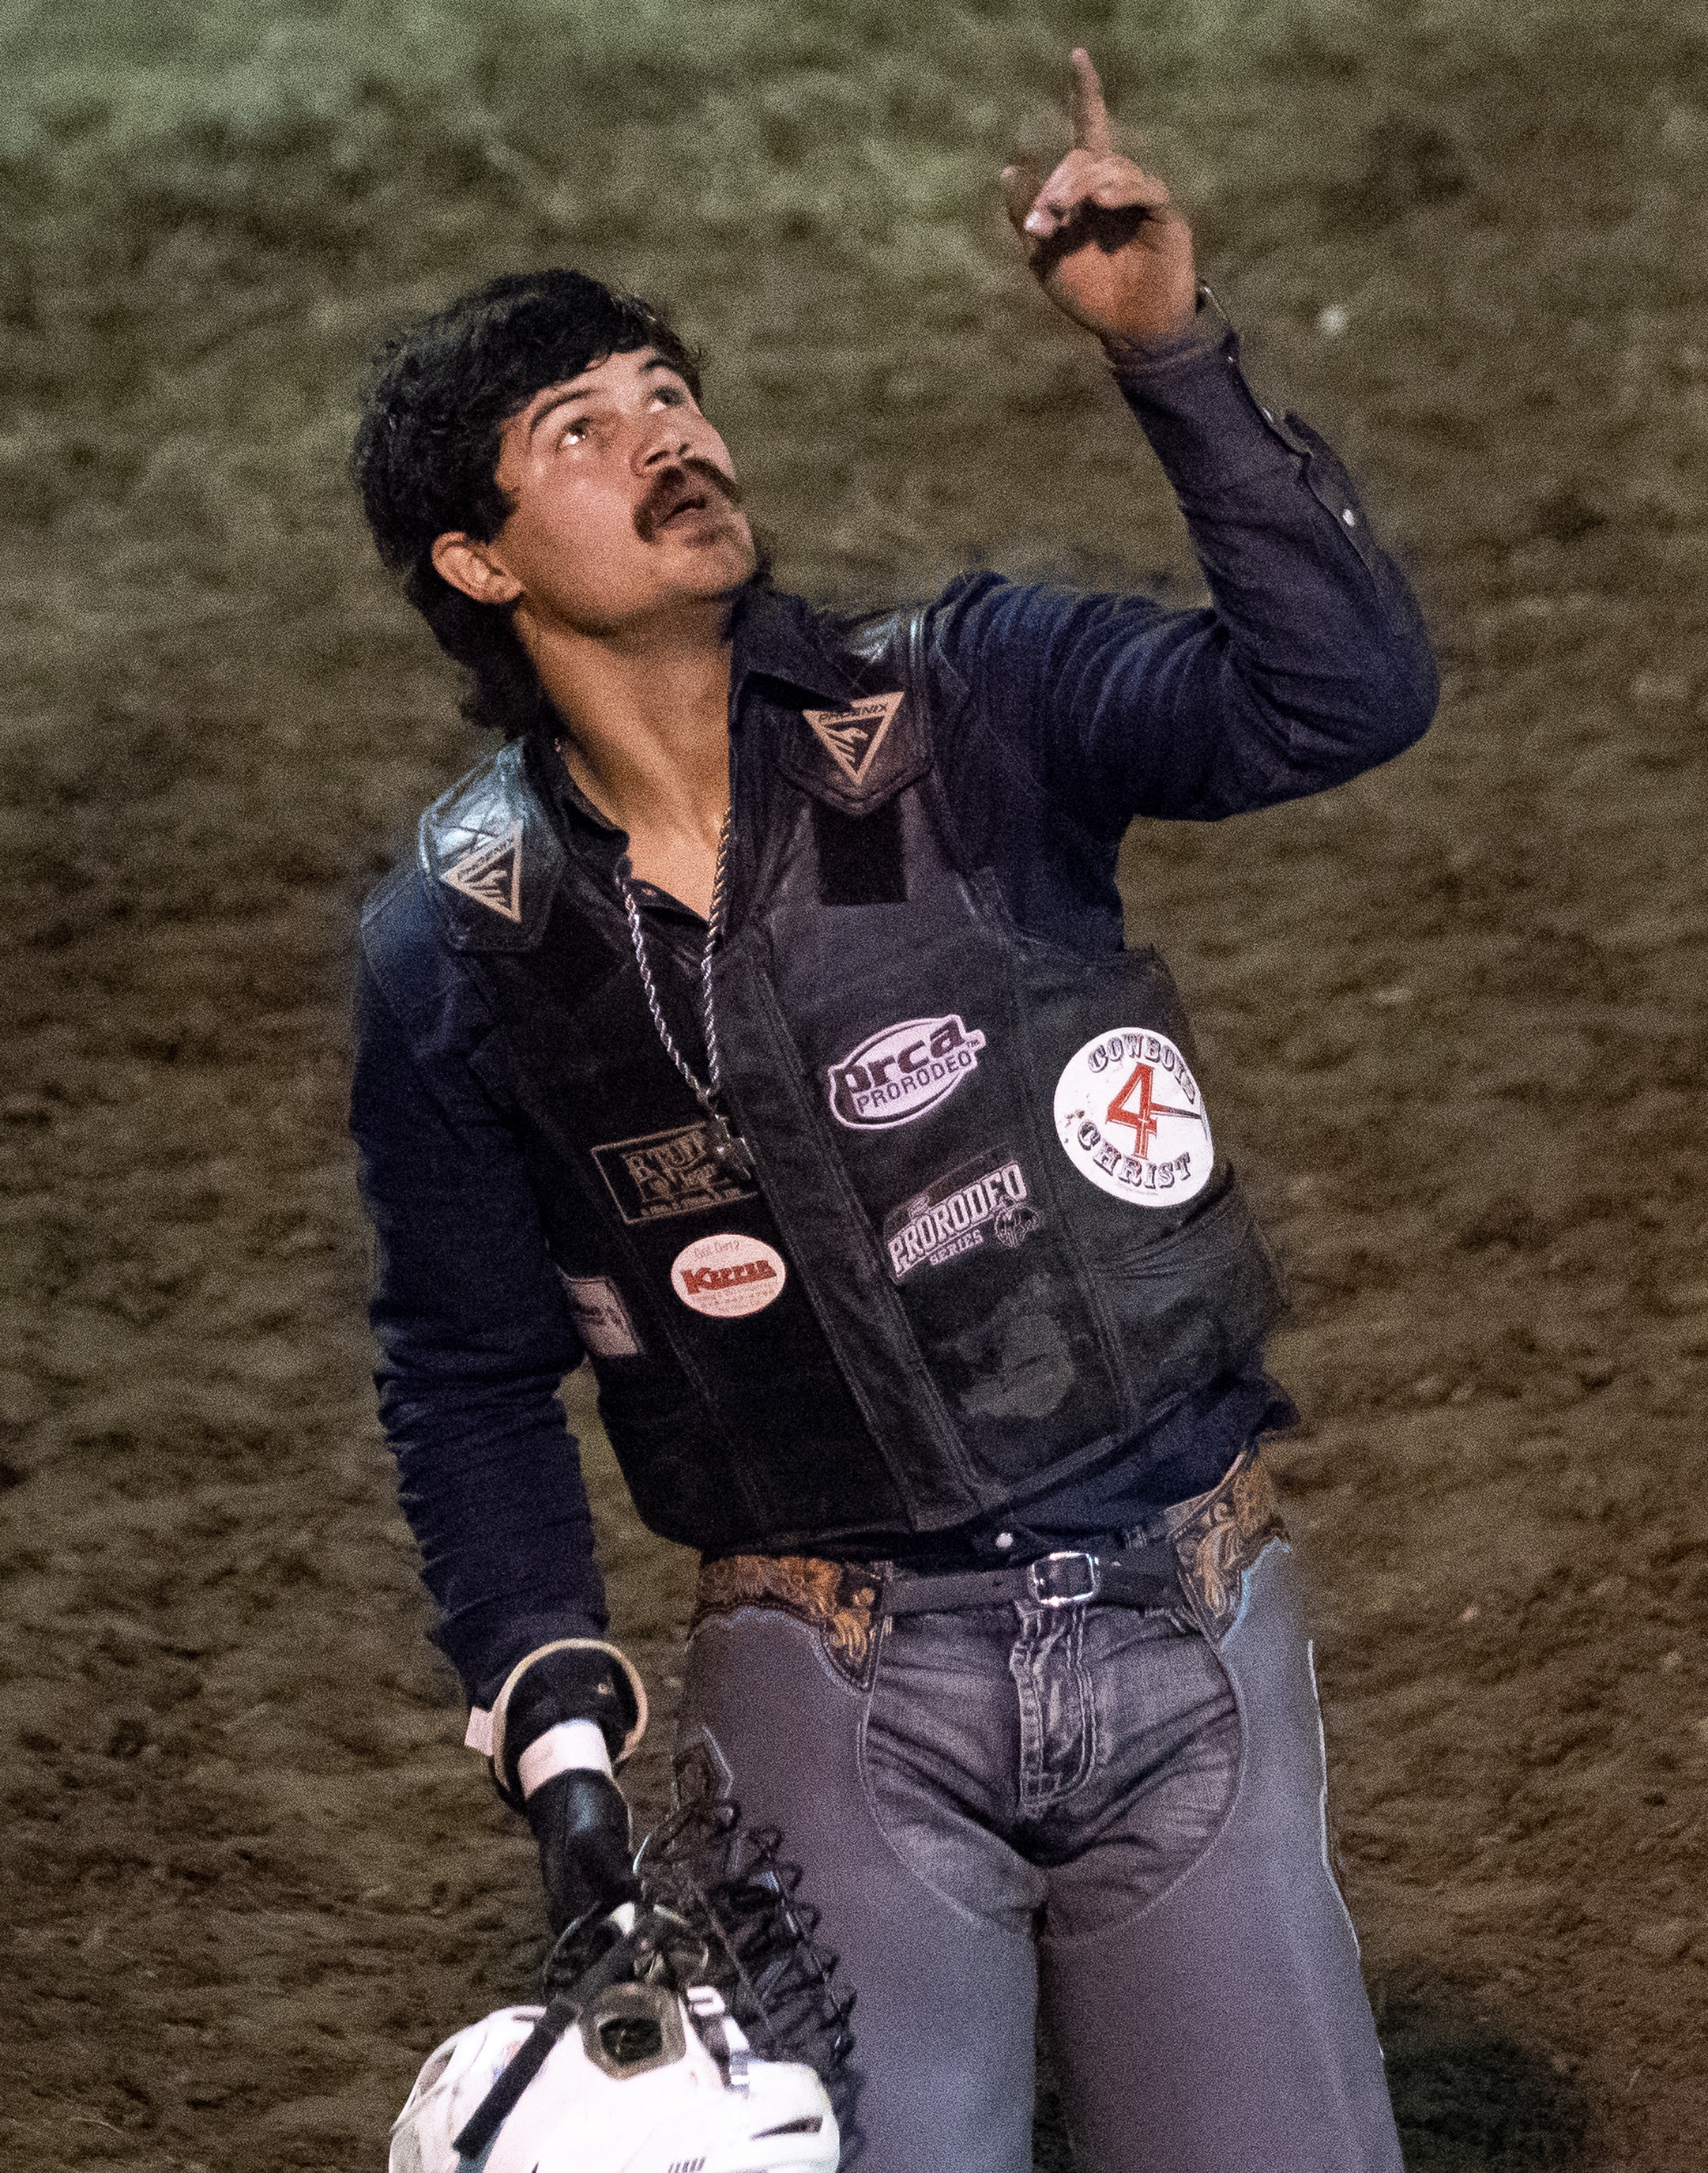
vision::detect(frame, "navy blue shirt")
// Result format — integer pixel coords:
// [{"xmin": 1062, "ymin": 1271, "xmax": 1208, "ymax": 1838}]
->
[{"xmin": 352, "ymin": 312, "xmax": 1436, "ymax": 1704}]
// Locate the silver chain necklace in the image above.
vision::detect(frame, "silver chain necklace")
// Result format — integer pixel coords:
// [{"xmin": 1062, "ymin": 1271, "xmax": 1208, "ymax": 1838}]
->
[{"xmin": 612, "ymin": 807, "xmax": 756, "ymax": 1181}]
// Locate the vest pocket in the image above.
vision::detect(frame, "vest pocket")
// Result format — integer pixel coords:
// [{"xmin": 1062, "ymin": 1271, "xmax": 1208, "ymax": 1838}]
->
[{"xmin": 1092, "ymin": 1177, "xmax": 1285, "ymax": 1397}]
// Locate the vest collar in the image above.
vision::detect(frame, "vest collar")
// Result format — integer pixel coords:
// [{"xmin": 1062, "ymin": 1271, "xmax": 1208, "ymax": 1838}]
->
[{"xmin": 728, "ymin": 584, "xmax": 864, "ymax": 713}]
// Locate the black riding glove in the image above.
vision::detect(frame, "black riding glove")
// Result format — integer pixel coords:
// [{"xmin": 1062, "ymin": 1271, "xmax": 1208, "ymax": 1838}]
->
[
  {"xmin": 524, "ymin": 1766, "xmax": 640, "ymax": 1935},
  {"xmin": 491, "ymin": 1644, "xmax": 645, "ymax": 1937}
]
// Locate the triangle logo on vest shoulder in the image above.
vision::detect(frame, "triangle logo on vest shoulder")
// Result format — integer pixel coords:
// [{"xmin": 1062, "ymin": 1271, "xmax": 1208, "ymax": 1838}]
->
[
  {"xmin": 801, "ymin": 691, "xmax": 905, "ymax": 788},
  {"xmin": 441, "ymin": 820, "xmax": 523, "ymax": 921}
]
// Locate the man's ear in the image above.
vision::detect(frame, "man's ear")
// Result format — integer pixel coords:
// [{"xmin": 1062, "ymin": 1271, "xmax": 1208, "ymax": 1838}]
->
[{"xmin": 431, "ymin": 532, "xmax": 525, "ymax": 606}]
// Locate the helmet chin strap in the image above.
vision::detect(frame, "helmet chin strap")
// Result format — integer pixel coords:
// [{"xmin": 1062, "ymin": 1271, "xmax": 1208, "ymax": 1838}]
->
[{"xmin": 450, "ymin": 1905, "xmax": 672, "ymax": 2161}]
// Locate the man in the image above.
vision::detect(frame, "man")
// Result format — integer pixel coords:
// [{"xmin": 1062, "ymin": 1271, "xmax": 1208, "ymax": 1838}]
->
[{"xmin": 351, "ymin": 50, "xmax": 1434, "ymax": 2173}]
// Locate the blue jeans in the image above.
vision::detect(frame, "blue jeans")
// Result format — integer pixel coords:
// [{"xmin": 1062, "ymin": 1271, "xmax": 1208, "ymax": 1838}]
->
[
  {"xmin": 679, "ymin": 1463, "xmax": 1402, "ymax": 2172},
  {"xmin": 866, "ymin": 1590, "xmax": 1240, "ymax": 1944}
]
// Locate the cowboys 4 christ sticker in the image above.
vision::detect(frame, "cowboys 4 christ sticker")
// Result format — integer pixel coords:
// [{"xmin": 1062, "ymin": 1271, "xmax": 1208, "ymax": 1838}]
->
[
  {"xmin": 1054, "ymin": 1029, "xmax": 1214, "ymax": 1206},
  {"xmin": 827, "ymin": 1014, "xmax": 987, "ymax": 1130},
  {"xmin": 883, "ymin": 1151, "xmax": 1040, "ymax": 1281},
  {"xmin": 671, "ymin": 1232, "xmax": 788, "ymax": 1320}
]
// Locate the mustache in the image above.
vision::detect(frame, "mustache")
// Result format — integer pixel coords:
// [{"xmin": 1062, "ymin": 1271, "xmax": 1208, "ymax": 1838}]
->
[{"xmin": 634, "ymin": 457, "xmax": 744, "ymax": 541}]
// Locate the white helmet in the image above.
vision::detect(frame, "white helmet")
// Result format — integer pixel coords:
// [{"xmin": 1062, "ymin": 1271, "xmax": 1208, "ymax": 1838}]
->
[{"xmin": 389, "ymin": 1978, "xmax": 839, "ymax": 2173}]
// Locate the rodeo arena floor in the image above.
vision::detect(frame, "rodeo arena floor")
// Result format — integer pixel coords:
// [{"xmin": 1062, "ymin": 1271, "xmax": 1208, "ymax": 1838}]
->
[{"xmin": 4, "ymin": 5, "xmax": 1707, "ymax": 2167}]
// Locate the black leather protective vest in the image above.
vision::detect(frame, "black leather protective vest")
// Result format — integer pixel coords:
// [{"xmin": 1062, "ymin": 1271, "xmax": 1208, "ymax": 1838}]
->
[{"xmin": 376, "ymin": 614, "xmax": 1282, "ymax": 1553}]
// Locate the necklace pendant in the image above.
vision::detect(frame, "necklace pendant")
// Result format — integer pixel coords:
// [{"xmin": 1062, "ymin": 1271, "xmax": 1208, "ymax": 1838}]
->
[{"xmin": 706, "ymin": 1113, "xmax": 756, "ymax": 1181}]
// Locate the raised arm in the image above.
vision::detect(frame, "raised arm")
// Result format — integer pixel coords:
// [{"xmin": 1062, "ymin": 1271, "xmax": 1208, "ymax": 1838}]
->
[{"xmin": 942, "ymin": 51, "xmax": 1436, "ymax": 833}]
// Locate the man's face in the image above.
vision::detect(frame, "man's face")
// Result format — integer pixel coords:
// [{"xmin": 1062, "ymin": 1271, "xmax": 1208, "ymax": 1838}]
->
[{"xmin": 472, "ymin": 347, "xmax": 756, "ymax": 641}]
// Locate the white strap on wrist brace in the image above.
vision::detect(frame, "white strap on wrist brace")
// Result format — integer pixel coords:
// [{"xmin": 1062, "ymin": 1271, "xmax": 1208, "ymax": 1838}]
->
[{"xmin": 516, "ymin": 1719, "xmax": 613, "ymax": 1796}]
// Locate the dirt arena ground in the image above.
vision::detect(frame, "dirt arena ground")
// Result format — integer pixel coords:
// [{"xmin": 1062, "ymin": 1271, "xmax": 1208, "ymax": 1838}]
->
[{"xmin": 4, "ymin": 3, "xmax": 1706, "ymax": 2166}]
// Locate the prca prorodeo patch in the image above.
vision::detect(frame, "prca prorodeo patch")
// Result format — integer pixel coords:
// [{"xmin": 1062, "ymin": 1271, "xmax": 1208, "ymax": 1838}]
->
[
  {"xmin": 827, "ymin": 1013, "xmax": 986, "ymax": 1130},
  {"xmin": 1054, "ymin": 1028, "xmax": 1213, "ymax": 1206},
  {"xmin": 670, "ymin": 1232, "xmax": 788, "ymax": 1320}
]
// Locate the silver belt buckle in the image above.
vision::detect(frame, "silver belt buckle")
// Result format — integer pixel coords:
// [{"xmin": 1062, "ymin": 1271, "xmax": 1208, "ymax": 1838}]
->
[{"xmin": 1028, "ymin": 1550, "xmax": 1100, "ymax": 1607}]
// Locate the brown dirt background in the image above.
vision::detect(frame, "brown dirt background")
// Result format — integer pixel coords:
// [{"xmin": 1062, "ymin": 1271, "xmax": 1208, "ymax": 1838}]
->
[{"xmin": 2, "ymin": 4, "xmax": 1706, "ymax": 2167}]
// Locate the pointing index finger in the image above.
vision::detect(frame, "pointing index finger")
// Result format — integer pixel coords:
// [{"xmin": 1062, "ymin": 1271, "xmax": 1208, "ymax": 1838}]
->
[{"xmin": 1070, "ymin": 47, "xmax": 1114, "ymax": 156}]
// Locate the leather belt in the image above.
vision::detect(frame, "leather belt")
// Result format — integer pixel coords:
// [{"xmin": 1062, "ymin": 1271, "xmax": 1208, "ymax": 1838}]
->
[
  {"xmin": 690, "ymin": 1450, "xmax": 1288, "ymax": 1690},
  {"xmin": 879, "ymin": 1544, "xmax": 1179, "ymax": 1617}
]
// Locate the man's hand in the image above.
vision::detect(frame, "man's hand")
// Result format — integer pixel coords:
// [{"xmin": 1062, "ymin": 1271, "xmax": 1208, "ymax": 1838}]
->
[
  {"xmin": 525, "ymin": 1768, "xmax": 640, "ymax": 1937},
  {"xmin": 487, "ymin": 1640, "xmax": 649, "ymax": 1935},
  {"xmin": 1003, "ymin": 49, "xmax": 1197, "ymax": 352}
]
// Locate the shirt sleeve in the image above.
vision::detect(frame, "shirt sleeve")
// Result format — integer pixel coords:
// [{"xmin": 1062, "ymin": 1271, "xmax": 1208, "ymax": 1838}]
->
[
  {"xmin": 935, "ymin": 311, "xmax": 1439, "ymax": 832},
  {"xmin": 350, "ymin": 940, "xmax": 607, "ymax": 1709}
]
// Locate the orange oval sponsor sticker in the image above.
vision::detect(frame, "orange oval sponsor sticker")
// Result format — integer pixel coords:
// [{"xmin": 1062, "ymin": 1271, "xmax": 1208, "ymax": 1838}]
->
[{"xmin": 670, "ymin": 1232, "xmax": 788, "ymax": 1320}]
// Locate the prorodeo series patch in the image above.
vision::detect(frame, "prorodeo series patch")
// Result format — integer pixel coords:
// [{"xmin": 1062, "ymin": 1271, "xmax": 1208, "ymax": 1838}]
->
[
  {"xmin": 1054, "ymin": 1029, "xmax": 1213, "ymax": 1206},
  {"xmin": 671, "ymin": 1233, "xmax": 788, "ymax": 1320},
  {"xmin": 827, "ymin": 1014, "xmax": 987, "ymax": 1131},
  {"xmin": 592, "ymin": 1120, "xmax": 758, "ymax": 1225},
  {"xmin": 557, "ymin": 1272, "xmax": 642, "ymax": 1359},
  {"xmin": 439, "ymin": 820, "xmax": 523, "ymax": 921},
  {"xmin": 801, "ymin": 691, "xmax": 905, "ymax": 788},
  {"xmin": 882, "ymin": 1152, "xmax": 1040, "ymax": 1281}
]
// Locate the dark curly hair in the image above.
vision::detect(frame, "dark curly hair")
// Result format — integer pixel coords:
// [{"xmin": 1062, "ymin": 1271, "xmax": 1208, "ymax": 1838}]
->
[{"xmin": 352, "ymin": 269, "xmax": 703, "ymax": 736}]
